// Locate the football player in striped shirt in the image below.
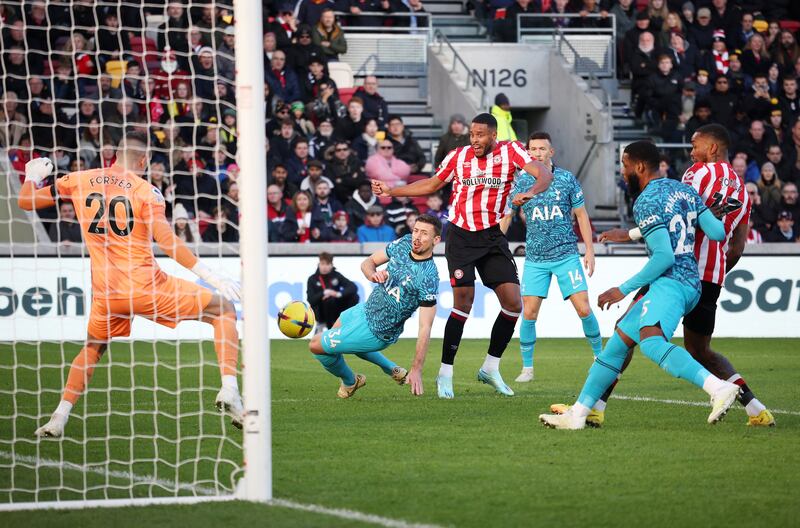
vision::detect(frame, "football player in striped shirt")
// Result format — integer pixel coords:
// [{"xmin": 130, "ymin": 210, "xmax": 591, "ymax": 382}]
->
[{"xmin": 373, "ymin": 113, "xmax": 553, "ymax": 399}]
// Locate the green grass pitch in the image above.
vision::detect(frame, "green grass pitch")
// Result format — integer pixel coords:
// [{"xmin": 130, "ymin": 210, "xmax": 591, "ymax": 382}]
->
[{"xmin": 1, "ymin": 338, "xmax": 798, "ymax": 527}]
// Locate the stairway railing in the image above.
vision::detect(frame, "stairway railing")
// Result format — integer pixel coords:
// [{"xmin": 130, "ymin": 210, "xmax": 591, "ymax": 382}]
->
[{"xmin": 431, "ymin": 29, "xmax": 487, "ymax": 110}]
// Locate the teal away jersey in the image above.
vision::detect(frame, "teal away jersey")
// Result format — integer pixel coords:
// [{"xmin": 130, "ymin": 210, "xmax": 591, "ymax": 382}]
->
[
  {"xmin": 633, "ymin": 178, "xmax": 708, "ymax": 292},
  {"xmin": 507, "ymin": 166, "xmax": 584, "ymax": 262},
  {"xmin": 364, "ymin": 235, "xmax": 439, "ymax": 342}
]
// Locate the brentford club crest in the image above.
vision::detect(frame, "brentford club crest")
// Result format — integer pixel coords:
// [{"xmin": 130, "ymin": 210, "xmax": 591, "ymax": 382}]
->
[
  {"xmin": 454, "ymin": 269, "xmax": 464, "ymax": 279},
  {"xmin": 493, "ymin": 155, "xmax": 502, "ymax": 164}
]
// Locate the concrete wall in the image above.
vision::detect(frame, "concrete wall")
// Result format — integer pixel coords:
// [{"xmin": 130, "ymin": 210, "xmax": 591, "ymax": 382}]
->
[
  {"xmin": 427, "ymin": 46, "xmax": 481, "ymax": 125},
  {"xmin": 0, "ymin": 149, "xmax": 40, "ymax": 243}
]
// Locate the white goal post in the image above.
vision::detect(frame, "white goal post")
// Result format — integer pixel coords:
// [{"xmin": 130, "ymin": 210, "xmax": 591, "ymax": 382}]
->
[{"xmin": 0, "ymin": 0, "xmax": 270, "ymax": 510}]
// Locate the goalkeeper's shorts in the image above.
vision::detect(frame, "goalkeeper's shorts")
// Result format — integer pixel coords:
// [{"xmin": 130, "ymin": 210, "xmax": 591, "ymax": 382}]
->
[{"xmin": 87, "ymin": 276, "xmax": 213, "ymax": 340}]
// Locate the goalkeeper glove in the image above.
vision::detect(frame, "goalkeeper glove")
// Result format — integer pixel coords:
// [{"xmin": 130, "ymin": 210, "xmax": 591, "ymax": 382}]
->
[
  {"xmin": 24, "ymin": 158, "xmax": 54, "ymax": 185},
  {"xmin": 192, "ymin": 261, "xmax": 242, "ymax": 303}
]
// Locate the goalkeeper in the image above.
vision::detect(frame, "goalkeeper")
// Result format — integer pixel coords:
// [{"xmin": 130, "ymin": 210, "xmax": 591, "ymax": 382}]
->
[{"xmin": 19, "ymin": 132, "xmax": 244, "ymax": 437}]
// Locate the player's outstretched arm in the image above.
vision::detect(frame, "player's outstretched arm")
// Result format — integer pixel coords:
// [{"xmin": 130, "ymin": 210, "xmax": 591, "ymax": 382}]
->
[
  {"xmin": 17, "ymin": 158, "xmax": 57, "ymax": 211},
  {"xmin": 408, "ymin": 305, "xmax": 436, "ymax": 396},
  {"xmin": 372, "ymin": 176, "xmax": 446, "ymax": 199},
  {"xmin": 598, "ymin": 228, "xmax": 675, "ymax": 309},
  {"xmin": 361, "ymin": 248, "xmax": 390, "ymax": 283},
  {"xmin": 511, "ymin": 161, "xmax": 553, "ymax": 206},
  {"xmin": 150, "ymin": 209, "xmax": 241, "ymax": 302},
  {"xmin": 574, "ymin": 206, "xmax": 595, "ymax": 276}
]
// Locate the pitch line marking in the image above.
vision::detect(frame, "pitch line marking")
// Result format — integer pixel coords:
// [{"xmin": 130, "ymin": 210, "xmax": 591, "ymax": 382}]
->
[
  {"xmin": 611, "ymin": 394, "xmax": 800, "ymax": 416},
  {"xmin": 0, "ymin": 451, "xmax": 445, "ymax": 528}
]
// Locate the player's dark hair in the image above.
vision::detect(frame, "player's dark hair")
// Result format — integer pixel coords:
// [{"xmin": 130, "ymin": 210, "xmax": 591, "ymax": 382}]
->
[
  {"xmin": 528, "ymin": 131, "xmax": 551, "ymax": 143},
  {"xmin": 623, "ymin": 140, "xmax": 660, "ymax": 172},
  {"xmin": 415, "ymin": 213, "xmax": 442, "ymax": 236},
  {"xmin": 471, "ymin": 113, "xmax": 497, "ymax": 130},
  {"xmin": 695, "ymin": 123, "xmax": 731, "ymax": 150},
  {"xmin": 319, "ymin": 252, "xmax": 333, "ymax": 264}
]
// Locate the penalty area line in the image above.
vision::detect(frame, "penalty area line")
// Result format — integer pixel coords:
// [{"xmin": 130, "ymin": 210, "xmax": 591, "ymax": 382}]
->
[
  {"xmin": 611, "ymin": 394, "xmax": 800, "ymax": 416},
  {"xmin": 0, "ymin": 451, "xmax": 445, "ymax": 527}
]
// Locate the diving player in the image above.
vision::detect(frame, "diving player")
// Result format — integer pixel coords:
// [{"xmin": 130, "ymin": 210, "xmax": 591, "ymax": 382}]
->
[{"xmin": 308, "ymin": 214, "xmax": 442, "ymax": 398}]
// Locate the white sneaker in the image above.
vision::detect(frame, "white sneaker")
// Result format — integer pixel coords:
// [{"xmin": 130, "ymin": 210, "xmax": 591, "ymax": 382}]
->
[
  {"xmin": 539, "ymin": 409, "xmax": 586, "ymax": 430},
  {"xmin": 708, "ymin": 382, "xmax": 740, "ymax": 424},
  {"xmin": 515, "ymin": 367, "xmax": 534, "ymax": 383},
  {"xmin": 215, "ymin": 387, "xmax": 245, "ymax": 429},
  {"xmin": 34, "ymin": 413, "xmax": 68, "ymax": 438}
]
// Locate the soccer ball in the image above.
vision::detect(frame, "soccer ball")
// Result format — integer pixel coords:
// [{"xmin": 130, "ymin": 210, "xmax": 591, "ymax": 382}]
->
[{"xmin": 277, "ymin": 300, "xmax": 316, "ymax": 338}]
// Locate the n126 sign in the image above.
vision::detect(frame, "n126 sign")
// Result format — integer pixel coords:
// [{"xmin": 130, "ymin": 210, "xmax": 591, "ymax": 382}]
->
[{"xmin": 472, "ymin": 68, "xmax": 527, "ymax": 88}]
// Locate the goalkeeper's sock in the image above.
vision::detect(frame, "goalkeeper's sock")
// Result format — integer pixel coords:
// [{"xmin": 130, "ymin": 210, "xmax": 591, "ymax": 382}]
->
[
  {"xmin": 576, "ymin": 333, "xmax": 629, "ymax": 408},
  {"xmin": 315, "ymin": 353, "xmax": 356, "ymax": 386},
  {"xmin": 55, "ymin": 400, "xmax": 73, "ymax": 418},
  {"xmin": 580, "ymin": 312, "xmax": 603, "ymax": 356},
  {"xmin": 212, "ymin": 312, "xmax": 239, "ymax": 377},
  {"xmin": 355, "ymin": 352, "xmax": 397, "ymax": 375},
  {"xmin": 639, "ymin": 336, "xmax": 710, "ymax": 389},
  {"xmin": 487, "ymin": 308, "xmax": 520, "ymax": 361},
  {"xmin": 520, "ymin": 318, "xmax": 536, "ymax": 368},
  {"xmin": 63, "ymin": 345, "xmax": 104, "ymax": 405}
]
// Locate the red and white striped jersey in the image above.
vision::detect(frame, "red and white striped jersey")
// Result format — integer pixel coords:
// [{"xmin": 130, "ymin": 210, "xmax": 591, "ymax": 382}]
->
[
  {"xmin": 436, "ymin": 140, "xmax": 533, "ymax": 231},
  {"xmin": 682, "ymin": 161, "xmax": 751, "ymax": 285}
]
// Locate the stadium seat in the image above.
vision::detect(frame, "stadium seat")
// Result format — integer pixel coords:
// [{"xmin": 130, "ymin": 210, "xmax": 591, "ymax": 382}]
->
[
  {"xmin": 780, "ymin": 20, "xmax": 800, "ymax": 32},
  {"xmin": 130, "ymin": 36, "xmax": 160, "ymax": 69},
  {"xmin": 329, "ymin": 61, "xmax": 355, "ymax": 89},
  {"xmin": 338, "ymin": 87, "xmax": 357, "ymax": 105}
]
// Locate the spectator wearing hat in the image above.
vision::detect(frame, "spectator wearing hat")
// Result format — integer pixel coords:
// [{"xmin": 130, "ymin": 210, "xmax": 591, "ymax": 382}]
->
[
  {"xmin": 291, "ymin": 101, "xmax": 316, "ymax": 136},
  {"xmin": 709, "ymin": 74, "xmax": 737, "ymax": 128},
  {"xmin": 435, "ymin": 113, "xmax": 470, "ymax": 168},
  {"xmin": 685, "ymin": 99, "xmax": 712, "ymax": 141},
  {"xmin": 300, "ymin": 159, "xmax": 335, "ymax": 192},
  {"xmin": 217, "ymin": 25, "xmax": 236, "ymax": 81},
  {"xmin": 312, "ymin": 8, "xmax": 348, "ymax": 61},
  {"xmin": 756, "ymin": 161, "xmax": 783, "ymax": 219},
  {"xmin": 726, "ymin": 51, "xmax": 746, "ymax": 95},
  {"xmin": 700, "ymin": 29, "xmax": 730, "ymax": 77},
  {"xmin": 266, "ymin": 49, "xmax": 302, "ymax": 103},
  {"xmin": 366, "ymin": 138, "xmax": 411, "ymax": 188},
  {"xmin": 688, "ymin": 7, "xmax": 714, "ymax": 53},
  {"xmin": 623, "ymin": 11, "xmax": 653, "ymax": 75},
  {"xmin": 265, "ymin": 3, "xmax": 298, "ymax": 50},
  {"xmin": 491, "ymin": 92, "xmax": 517, "ymax": 141},
  {"xmin": 323, "ymin": 211, "xmax": 358, "ymax": 242},
  {"xmin": 346, "ymin": 180, "xmax": 378, "ymax": 228},
  {"xmin": 306, "ymin": 252, "xmax": 359, "ymax": 333},
  {"xmin": 353, "ymin": 76, "xmax": 389, "ymax": 128},
  {"xmin": 172, "ymin": 203, "xmax": 199, "ymax": 244},
  {"xmin": 764, "ymin": 210, "xmax": 797, "ymax": 242},
  {"xmin": 327, "ymin": 140, "xmax": 367, "ymax": 203},
  {"xmin": 681, "ymin": 2, "xmax": 695, "ymax": 25},
  {"xmin": 387, "ymin": 115, "xmax": 427, "ymax": 174},
  {"xmin": 287, "ymin": 24, "xmax": 325, "ymax": 78},
  {"xmin": 357, "ymin": 204, "xmax": 396, "ymax": 242},
  {"xmin": 743, "ymin": 73, "xmax": 773, "ymax": 121},
  {"xmin": 694, "ymin": 68, "xmax": 712, "ymax": 99}
]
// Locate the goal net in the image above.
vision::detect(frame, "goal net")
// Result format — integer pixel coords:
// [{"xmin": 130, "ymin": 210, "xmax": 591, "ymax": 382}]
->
[{"xmin": 0, "ymin": 0, "xmax": 269, "ymax": 509}]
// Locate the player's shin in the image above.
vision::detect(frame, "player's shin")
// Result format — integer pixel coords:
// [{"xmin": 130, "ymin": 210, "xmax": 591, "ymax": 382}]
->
[
  {"xmin": 314, "ymin": 353, "xmax": 356, "ymax": 386},
  {"xmin": 440, "ymin": 309, "xmax": 468, "ymax": 376},
  {"xmin": 63, "ymin": 344, "xmax": 105, "ymax": 407},
  {"xmin": 520, "ymin": 318, "xmax": 536, "ymax": 368},
  {"xmin": 639, "ymin": 336, "xmax": 712, "ymax": 389},
  {"xmin": 580, "ymin": 313, "xmax": 602, "ymax": 356},
  {"xmin": 355, "ymin": 352, "xmax": 397, "ymax": 375},
  {"xmin": 483, "ymin": 308, "xmax": 520, "ymax": 371},
  {"xmin": 576, "ymin": 332, "xmax": 629, "ymax": 409},
  {"xmin": 211, "ymin": 311, "xmax": 239, "ymax": 390}
]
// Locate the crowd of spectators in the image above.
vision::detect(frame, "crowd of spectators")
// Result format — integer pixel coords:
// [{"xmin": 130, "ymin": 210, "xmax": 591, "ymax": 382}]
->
[{"xmin": 0, "ymin": 0, "xmax": 443, "ymax": 246}]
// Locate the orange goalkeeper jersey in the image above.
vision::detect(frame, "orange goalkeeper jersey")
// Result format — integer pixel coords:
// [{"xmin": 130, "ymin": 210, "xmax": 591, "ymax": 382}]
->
[{"xmin": 55, "ymin": 165, "xmax": 196, "ymax": 299}]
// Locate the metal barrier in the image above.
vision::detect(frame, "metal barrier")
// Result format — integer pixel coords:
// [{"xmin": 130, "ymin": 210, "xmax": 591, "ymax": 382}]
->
[
  {"xmin": 517, "ymin": 14, "xmax": 616, "ymax": 78},
  {"xmin": 431, "ymin": 29, "xmax": 488, "ymax": 110}
]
